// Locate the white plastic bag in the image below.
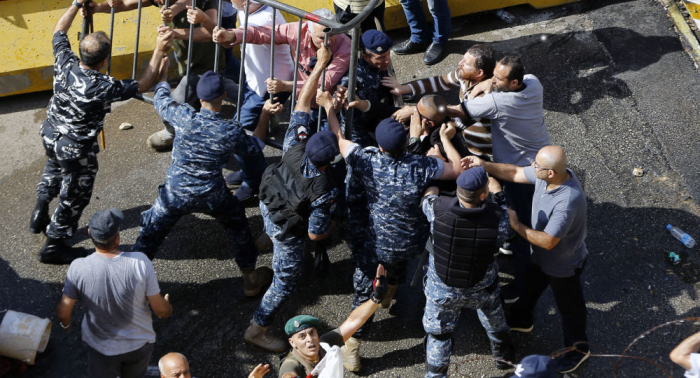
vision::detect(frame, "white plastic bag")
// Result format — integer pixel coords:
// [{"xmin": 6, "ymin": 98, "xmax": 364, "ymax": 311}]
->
[{"xmin": 309, "ymin": 342, "xmax": 344, "ymax": 378}]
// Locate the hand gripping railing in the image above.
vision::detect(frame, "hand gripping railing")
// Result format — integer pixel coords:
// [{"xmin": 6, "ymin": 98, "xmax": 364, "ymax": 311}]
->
[{"xmin": 128, "ymin": 0, "xmax": 379, "ymax": 148}]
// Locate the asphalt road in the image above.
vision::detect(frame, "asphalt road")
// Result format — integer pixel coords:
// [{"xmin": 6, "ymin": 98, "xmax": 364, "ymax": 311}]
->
[{"xmin": 2, "ymin": 0, "xmax": 700, "ymax": 377}]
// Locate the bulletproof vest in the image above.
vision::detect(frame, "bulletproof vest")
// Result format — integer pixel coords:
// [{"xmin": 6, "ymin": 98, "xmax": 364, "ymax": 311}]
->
[
  {"xmin": 258, "ymin": 142, "xmax": 336, "ymax": 237},
  {"xmin": 432, "ymin": 196, "xmax": 502, "ymax": 288}
]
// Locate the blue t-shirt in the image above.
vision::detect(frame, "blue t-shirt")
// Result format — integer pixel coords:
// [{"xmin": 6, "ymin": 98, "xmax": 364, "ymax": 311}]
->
[{"xmin": 524, "ymin": 166, "xmax": 588, "ymax": 277}]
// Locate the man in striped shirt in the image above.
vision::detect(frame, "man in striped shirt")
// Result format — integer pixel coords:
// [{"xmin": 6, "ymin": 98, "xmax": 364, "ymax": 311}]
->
[{"xmin": 382, "ymin": 44, "xmax": 497, "ymax": 160}]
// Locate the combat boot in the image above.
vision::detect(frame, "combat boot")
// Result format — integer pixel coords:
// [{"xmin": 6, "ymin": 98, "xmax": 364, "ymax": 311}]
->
[
  {"xmin": 241, "ymin": 266, "xmax": 273, "ymax": 297},
  {"xmin": 244, "ymin": 320, "xmax": 288, "ymax": 353},
  {"xmin": 29, "ymin": 199, "xmax": 50, "ymax": 234},
  {"xmin": 490, "ymin": 331, "xmax": 515, "ymax": 370},
  {"xmin": 381, "ymin": 284, "xmax": 398, "ymax": 309},
  {"xmin": 341, "ymin": 336, "xmax": 362, "ymax": 372},
  {"xmin": 38, "ymin": 238, "xmax": 88, "ymax": 265}
]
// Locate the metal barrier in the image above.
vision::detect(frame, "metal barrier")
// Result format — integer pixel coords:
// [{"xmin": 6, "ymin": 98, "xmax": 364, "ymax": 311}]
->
[{"xmin": 122, "ymin": 0, "xmax": 379, "ymax": 148}]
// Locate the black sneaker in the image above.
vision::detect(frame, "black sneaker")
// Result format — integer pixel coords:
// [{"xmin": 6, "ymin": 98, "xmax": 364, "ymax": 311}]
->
[{"xmin": 556, "ymin": 350, "xmax": 590, "ymax": 373}]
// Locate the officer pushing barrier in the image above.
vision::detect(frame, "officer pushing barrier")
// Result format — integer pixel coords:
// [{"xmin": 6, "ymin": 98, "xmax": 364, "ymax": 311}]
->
[{"xmin": 30, "ymin": 0, "xmax": 171, "ymax": 264}]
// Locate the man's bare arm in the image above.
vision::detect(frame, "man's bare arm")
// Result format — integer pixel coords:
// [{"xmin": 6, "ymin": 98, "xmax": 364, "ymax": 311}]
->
[
  {"xmin": 56, "ymin": 295, "xmax": 77, "ymax": 332},
  {"xmin": 55, "ymin": 0, "xmax": 86, "ymax": 33},
  {"xmin": 671, "ymin": 331, "xmax": 700, "ymax": 370}
]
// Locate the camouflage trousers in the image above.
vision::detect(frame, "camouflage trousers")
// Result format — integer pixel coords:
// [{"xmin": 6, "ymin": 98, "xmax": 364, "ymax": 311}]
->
[
  {"xmin": 423, "ymin": 256, "xmax": 509, "ymax": 378},
  {"xmin": 37, "ymin": 122, "xmax": 99, "ymax": 239},
  {"xmin": 347, "ymin": 168, "xmax": 377, "ymax": 338},
  {"xmin": 132, "ymin": 182, "xmax": 257, "ymax": 268},
  {"xmin": 253, "ymin": 203, "xmax": 308, "ymax": 327}
]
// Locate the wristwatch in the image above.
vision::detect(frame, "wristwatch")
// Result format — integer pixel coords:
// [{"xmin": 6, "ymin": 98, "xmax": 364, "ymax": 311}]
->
[
  {"xmin": 72, "ymin": 0, "xmax": 83, "ymax": 8},
  {"xmin": 409, "ymin": 137, "xmax": 419, "ymax": 145}
]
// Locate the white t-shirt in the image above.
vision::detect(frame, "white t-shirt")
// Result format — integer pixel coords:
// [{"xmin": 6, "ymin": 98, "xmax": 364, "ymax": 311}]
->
[
  {"xmin": 686, "ymin": 353, "xmax": 700, "ymax": 378},
  {"xmin": 239, "ymin": 5, "xmax": 294, "ymax": 97}
]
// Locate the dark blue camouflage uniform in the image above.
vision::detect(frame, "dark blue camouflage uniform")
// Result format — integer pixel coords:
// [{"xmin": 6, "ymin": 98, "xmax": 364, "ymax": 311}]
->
[
  {"xmin": 253, "ymin": 111, "xmax": 338, "ymax": 327},
  {"xmin": 343, "ymin": 144, "xmax": 443, "ymax": 335},
  {"xmin": 37, "ymin": 31, "xmax": 139, "ymax": 239},
  {"xmin": 131, "ymin": 82, "xmax": 260, "ymax": 267},
  {"xmin": 339, "ymin": 58, "xmax": 395, "ymax": 147},
  {"xmin": 421, "ymin": 194, "xmax": 509, "ymax": 378}
]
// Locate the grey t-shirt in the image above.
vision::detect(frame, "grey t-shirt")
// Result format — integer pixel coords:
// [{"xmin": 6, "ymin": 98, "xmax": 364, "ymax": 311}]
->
[
  {"xmin": 462, "ymin": 74, "xmax": 551, "ymax": 166},
  {"xmin": 524, "ymin": 166, "xmax": 588, "ymax": 277},
  {"xmin": 63, "ymin": 252, "xmax": 160, "ymax": 355}
]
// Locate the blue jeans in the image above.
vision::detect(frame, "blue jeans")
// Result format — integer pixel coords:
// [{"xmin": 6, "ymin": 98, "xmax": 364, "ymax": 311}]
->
[
  {"xmin": 399, "ymin": 0, "xmax": 451, "ymax": 44},
  {"xmin": 233, "ymin": 85, "xmax": 290, "ymax": 190}
]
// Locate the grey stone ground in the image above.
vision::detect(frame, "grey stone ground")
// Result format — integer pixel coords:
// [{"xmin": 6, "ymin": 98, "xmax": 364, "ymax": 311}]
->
[{"xmin": 2, "ymin": 0, "xmax": 700, "ymax": 376}]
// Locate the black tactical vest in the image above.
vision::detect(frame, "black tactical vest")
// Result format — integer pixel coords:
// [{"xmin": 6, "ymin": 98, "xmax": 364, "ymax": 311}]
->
[
  {"xmin": 432, "ymin": 196, "xmax": 502, "ymax": 288},
  {"xmin": 258, "ymin": 142, "xmax": 336, "ymax": 237}
]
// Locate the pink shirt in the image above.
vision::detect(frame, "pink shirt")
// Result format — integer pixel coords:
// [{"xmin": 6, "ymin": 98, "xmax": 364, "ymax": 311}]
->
[{"xmin": 231, "ymin": 22, "xmax": 351, "ymax": 100}]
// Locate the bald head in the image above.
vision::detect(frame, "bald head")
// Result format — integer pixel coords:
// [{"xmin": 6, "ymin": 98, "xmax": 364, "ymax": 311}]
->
[
  {"xmin": 537, "ymin": 146, "xmax": 567, "ymax": 174},
  {"xmin": 80, "ymin": 31, "xmax": 111, "ymax": 68},
  {"xmin": 416, "ymin": 95, "xmax": 447, "ymax": 127},
  {"xmin": 159, "ymin": 353, "xmax": 191, "ymax": 378}
]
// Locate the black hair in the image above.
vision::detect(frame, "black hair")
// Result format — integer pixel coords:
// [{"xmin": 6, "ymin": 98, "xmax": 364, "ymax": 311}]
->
[
  {"xmin": 456, "ymin": 185, "xmax": 487, "ymax": 205},
  {"xmin": 498, "ymin": 55, "xmax": 525, "ymax": 85},
  {"xmin": 467, "ymin": 44, "xmax": 496, "ymax": 79}
]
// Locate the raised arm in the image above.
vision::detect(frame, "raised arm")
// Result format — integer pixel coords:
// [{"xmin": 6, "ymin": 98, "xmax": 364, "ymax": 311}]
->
[
  {"xmin": 436, "ymin": 123, "xmax": 462, "ymax": 180},
  {"xmin": 338, "ymin": 265, "xmax": 386, "ymax": 342},
  {"xmin": 295, "ymin": 43, "xmax": 332, "ymax": 114},
  {"xmin": 136, "ymin": 26, "xmax": 173, "ymax": 93},
  {"xmin": 55, "ymin": 0, "xmax": 86, "ymax": 33},
  {"xmin": 317, "ymin": 89, "xmax": 353, "ymax": 157},
  {"xmin": 172, "ymin": 8, "xmax": 218, "ymax": 42}
]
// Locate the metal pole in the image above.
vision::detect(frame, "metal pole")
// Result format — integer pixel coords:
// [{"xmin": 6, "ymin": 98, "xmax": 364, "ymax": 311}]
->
[
  {"xmin": 132, "ymin": 0, "xmax": 143, "ymax": 80},
  {"xmin": 268, "ymin": 8, "xmax": 275, "ymax": 103},
  {"xmin": 253, "ymin": 0, "xmax": 379, "ymax": 35},
  {"xmin": 236, "ymin": 0, "xmax": 251, "ymax": 122},
  {"xmin": 106, "ymin": 7, "xmax": 115, "ymax": 76},
  {"xmin": 162, "ymin": 0, "xmax": 170, "ymax": 26},
  {"xmin": 317, "ymin": 34, "xmax": 328, "ymax": 133},
  {"xmin": 213, "ymin": 0, "xmax": 223, "ymax": 72},
  {"xmin": 345, "ymin": 25, "xmax": 360, "ymax": 141},
  {"xmin": 184, "ymin": 0, "xmax": 196, "ymax": 102},
  {"xmin": 289, "ymin": 18, "xmax": 302, "ymax": 113}
]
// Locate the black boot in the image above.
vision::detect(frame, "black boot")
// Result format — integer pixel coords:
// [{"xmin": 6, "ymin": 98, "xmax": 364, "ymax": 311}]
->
[
  {"xmin": 29, "ymin": 199, "xmax": 50, "ymax": 234},
  {"xmin": 38, "ymin": 238, "xmax": 88, "ymax": 265},
  {"xmin": 491, "ymin": 331, "xmax": 515, "ymax": 370},
  {"xmin": 313, "ymin": 240, "xmax": 331, "ymax": 278}
]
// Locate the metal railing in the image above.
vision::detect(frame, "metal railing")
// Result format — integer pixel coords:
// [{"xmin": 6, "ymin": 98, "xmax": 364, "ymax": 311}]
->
[{"xmin": 115, "ymin": 0, "xmax": 379, "ymax": 148}]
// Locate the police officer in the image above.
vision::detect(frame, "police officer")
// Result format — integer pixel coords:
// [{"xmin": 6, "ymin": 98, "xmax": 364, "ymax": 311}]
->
[
  {"xmin": 30, "ymin": 1, "xmax": 172, "ymax": 264},
  {"xmin": 320, "ymin": 85, "xmax": 464, "ymax": 367},
  {"xmin": 337, "ymin": 29, "xmax": 397, "ymax": 148},
  {"xmin": 243, "ymin": 44, "xmax": 340, "ymax": 353},
  {"xmin": 421, "ymin": 168, "xmax": 514, "ymax": 377},
  {"xmin": 132, "ymin": 70, "xmax": 274, "ymax": 297}
]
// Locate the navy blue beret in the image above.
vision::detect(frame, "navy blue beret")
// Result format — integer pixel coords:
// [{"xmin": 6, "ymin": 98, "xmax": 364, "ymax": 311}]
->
[
  {"xmin": 306, "ymin": 131, "xmax": 339, "ymax": 166},
  {"xmin": 197, "ymin": 71, "xmax": 225, "ymax": 101},
  {"xmin": 375, "ymin": 118, "xmax": 407, "ymax": 153},
  {"xmin": 510, "ymin": 355, "xmax": 557, "ymax": 378},
  {"xmin": 362, "ymin": 29, "xmax": 393, "ymax": 54},
  {"xmin": 89, "ymin": 208, "xmax": 124, "ymax": 241},
  {"xmin": 457, "ymin": 167, "xmax": 488, "ymax": 191}
]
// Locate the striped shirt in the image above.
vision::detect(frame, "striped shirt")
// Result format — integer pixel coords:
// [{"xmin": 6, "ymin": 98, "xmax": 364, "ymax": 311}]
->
[{"xmin": 406, "ymin": 71, "xmax": 493, "ymax": 158}]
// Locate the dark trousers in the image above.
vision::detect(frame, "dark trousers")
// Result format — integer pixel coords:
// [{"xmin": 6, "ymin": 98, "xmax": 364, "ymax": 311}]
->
[
  {"xmin": 87, "ymin": 342, "xmax": 154, "ymax": 378},
  {"xmin": 37, "ymin": 123, "xmax": 99, "ymax": 239},
  {"xmin": 503, "ymin": 181, "xmax": 535, "ymax": 293},
  {"xmin": 511, "ymin": 263, "xmax": 589, "ymax": 350},
  {"xmin": 334, "ymin": 1, "xmax": 386, "ymax": 33}
]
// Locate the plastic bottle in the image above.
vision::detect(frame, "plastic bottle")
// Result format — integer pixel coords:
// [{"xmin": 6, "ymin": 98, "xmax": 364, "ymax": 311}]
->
[
  {"xmin": 495, "ymin": 9, "xmax": 516, "ymax": 24},
  {"xmin": 667, "ymin": 224, "xmax": 696, "ymax": 248}
]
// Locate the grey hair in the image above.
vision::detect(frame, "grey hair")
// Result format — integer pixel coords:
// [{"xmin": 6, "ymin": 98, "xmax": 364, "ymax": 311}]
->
[
  {"xmin": 307, "ymin": 8, "xmax": 335, "ymax": 35},
  {"xmin": 158, "ymin": 353, "xmax": 188, "ymax": 375}
]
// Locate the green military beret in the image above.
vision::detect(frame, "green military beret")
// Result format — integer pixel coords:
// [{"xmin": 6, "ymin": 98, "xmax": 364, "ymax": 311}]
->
[{"xmin": 285, "ymin": 315, "xmax": 321, "ymax": 336}]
